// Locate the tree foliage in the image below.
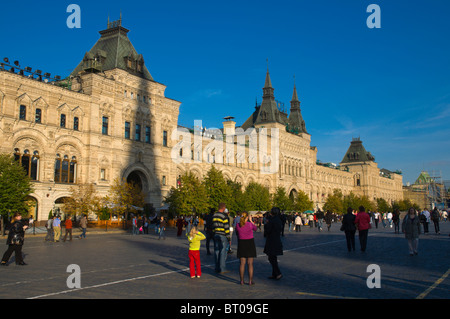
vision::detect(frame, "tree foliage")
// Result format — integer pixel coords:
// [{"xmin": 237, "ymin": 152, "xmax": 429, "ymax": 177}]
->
[
  {"xmin": 109, "ymin": 178, "xmax": 145, "ymax": 219},
  {"xmin": 0, "ymin": 154, "xmax": 34, "ymax": 217},
  {"xmin": 63, "ymin": 183, "xmax": 100, "ymax": 216},
  {"xmin": 271, "ymin": 186, "xmax": 294, "ymax": 211},
  {"xmin": 164, "ymin": 172, "xmax": 209, "ymax": 216}
]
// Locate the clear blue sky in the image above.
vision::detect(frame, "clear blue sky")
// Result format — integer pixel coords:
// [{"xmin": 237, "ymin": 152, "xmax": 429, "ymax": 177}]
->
[{"xmin": 1, "ymin": 0, "xmax": 450, "ymax": 185}]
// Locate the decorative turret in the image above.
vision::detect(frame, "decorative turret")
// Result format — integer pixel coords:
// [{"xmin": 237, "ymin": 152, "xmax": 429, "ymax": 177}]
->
[{"xmin": 287, "ymin": 82, "xmax": 307, "ymax": 134}]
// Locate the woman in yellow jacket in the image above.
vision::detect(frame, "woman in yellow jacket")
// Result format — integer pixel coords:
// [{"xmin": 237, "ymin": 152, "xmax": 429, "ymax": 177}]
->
[{"xmin": 187, "ymin": 226, "xmax": 206, "ymax": 278}]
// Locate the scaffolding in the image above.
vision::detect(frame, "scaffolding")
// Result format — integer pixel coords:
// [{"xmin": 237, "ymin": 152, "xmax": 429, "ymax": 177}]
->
[{"xmin": 427, "ymin": 171, "xmax": 448, "ymax": 209}]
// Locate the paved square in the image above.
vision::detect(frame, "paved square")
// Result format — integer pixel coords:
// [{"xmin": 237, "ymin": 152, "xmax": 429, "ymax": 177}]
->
[{"xmin": 0, "ymin": 221, "xmax": 449, "ymax": 300}]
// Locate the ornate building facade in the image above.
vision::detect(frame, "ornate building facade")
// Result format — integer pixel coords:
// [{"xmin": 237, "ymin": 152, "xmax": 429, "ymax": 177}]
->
[{"xmin": 0, "ymin": 20, "xmax": 403, "ymax": 221}]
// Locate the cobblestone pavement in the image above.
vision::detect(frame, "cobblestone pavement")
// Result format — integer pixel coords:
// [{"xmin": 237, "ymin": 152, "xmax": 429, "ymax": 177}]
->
[{"xmin": 0, "ymin": 221, "xmax": 449, "ymax": 301}]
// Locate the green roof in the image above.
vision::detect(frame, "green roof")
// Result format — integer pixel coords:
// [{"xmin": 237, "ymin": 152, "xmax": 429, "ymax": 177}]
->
[{"xmin": 70, "ymin": 20, "xmax": 154, "ymax": 81}]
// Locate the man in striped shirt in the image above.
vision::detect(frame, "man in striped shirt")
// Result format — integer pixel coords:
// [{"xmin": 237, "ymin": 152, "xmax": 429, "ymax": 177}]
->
[{"xmin": 212, "ymin": 203, "xmax": 230, "ymax": 273}]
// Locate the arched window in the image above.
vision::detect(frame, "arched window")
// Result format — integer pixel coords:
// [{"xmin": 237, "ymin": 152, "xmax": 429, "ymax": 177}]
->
[
  {"xmin": 54, "ymin": 154, "xmax": 77, "ymax": 184},
  {"xmin": 13, "ymin": 148, "xmax": 39, "ymax": 181}
]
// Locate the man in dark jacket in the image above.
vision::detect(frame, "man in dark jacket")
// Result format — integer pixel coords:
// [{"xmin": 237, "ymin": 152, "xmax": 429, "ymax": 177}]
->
[{"xmin": 264, "ymin": 207, "xmax": 283, "ymax": 280}]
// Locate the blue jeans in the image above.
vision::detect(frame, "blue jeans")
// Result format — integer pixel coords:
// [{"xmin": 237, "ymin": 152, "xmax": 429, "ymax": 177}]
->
[
  {"xmin": 158, "ymin": 227, "xmax": 165, "ymax": 239},
  {"xmin": 214, "ymin": 234, "xmax": 228, "ymax": 273},
  {"xmin": 80, "ymin": 228, "xmax": 86, "ymax": 238}
]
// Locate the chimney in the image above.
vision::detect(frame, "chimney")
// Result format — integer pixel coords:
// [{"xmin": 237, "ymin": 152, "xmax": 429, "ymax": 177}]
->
[{"xmin": 223, "ymin": 116, "xmax": 236, "ymax": 136}]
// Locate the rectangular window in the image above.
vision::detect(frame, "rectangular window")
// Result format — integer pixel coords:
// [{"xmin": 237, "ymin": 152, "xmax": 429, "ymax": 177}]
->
[
  {"xmin": 102, "ymin": 116, "xmax": 109, "ymax": 135},
  {"xmin": 125, "ymin": 121, "xmax": 131, "ymax": 139},
  {"xmin": 162, "ymin": 176, "xmax": 166, "ymax": 186},
  {"xmin": 60, "ymin": 114, "xmax": 66, "ymax": 128},
  {"xmin": 35, "ymin": 108, "xmax": 42, "ymax": 123},
  {"xmin": 100, "ymin": 169, "xmax": 106, "ymax": 180},
  {"xmin": 74, "ymin": 117, "xmax": 79, "ymax": 131},
  {"xmin": 135, "ymin": 124, "xmax": 141, "ymax": 141},
  {"xmin": 145, "ymin": 126, "xmax": 151, "ymax": 143},
  {"xmin": 19, "ymin": 105, "xmax": 26, "ymax": 120},
  {"xmin": 163, "ymin": 130, "xmax": 168, "ymax": 147}
]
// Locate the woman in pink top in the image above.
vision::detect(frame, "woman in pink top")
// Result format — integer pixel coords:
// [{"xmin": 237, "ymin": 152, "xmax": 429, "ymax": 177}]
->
[
  {"xmin": 355, "ymin": 206, "xmax": 371, "ymax": 252},
  {"xmin": 235, "ymin": 212, "xmax": 257, "ymax": 285}
]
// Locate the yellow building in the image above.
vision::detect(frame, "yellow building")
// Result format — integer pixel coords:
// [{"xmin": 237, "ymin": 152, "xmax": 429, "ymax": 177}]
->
[{"xmin": 0, "ymin": 20, "xmax": 403, "ymax": 221}]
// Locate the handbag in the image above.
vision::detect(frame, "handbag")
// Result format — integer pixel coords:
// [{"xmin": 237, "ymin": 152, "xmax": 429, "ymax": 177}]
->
[{"xmin": 11, "ymin": 234, "xmax": 23, "ymax": 245}]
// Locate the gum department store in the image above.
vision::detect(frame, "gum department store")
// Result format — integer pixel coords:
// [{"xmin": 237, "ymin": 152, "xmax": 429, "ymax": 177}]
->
[{"xmin": 0, "ymin": 20, "xmax": 403, "ymax": 222}]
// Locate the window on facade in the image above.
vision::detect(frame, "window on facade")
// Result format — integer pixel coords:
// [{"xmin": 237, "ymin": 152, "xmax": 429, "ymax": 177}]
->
[
  {"xmin": 162, "ymin": 176, "xmax": 166, "ymax": 186},
  {"xmin": 14, "ymin": 149, "xmax": 39, "ymax": 181},
  {"xmin": 54, "ymin": 154, "xmax": 77, "ymax": 184},
  {"xmin": 102, "ymin": 116, "xmax": 109, "ymax": 135},
  {"xmin": 163, "ymin": 130, "xmax": 168, "ymax": 147},
  {"xmin": 35, "ymin": 108, "xmax": 42, "ymax": 123},
  {"xmin": 19, "ymin": 105, "xmax": 26, "ymax": 120},
  {"xmin": 100, "ymin": 169, "xmax": 106, "ymax": 180},
  {"xmin": 60, "ymin": 114, "xmax": 66, "ymax": 128},
  {"xmin": 135, "ymin": 124, "xmax": 141, "ymax": 141},
  {"xmin": 125, "ymin": 121, "xmax": 131, "ymax": 139},
  {"xmin": 74, "ymin": 117, "xmax": 79, "ymax": 131},
  {"xmin": 145, "ymin": 126, "xmax": 151, "ymax": 143}
]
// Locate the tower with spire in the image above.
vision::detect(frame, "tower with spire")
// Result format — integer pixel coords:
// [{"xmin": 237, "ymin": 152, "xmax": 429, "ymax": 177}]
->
[
  {"xmin": 287, "ymin": 79, "xmax": 307, "ymax": 134},
  {"xmin": 242, "ymin": 65, "xmax": 308, "ymax": 136}
]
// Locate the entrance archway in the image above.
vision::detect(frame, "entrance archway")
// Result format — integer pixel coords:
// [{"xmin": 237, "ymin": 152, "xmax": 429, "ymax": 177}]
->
[{"xmin": 126, "ymin": 170, "xmax": 149, "ymax": 194}]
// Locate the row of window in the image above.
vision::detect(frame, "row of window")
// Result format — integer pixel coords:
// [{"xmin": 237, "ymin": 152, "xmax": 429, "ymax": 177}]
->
[
  {"xmin": 124, "ymin": 90, "xmax": 152, "ymax": 104},
  {"xmin": 20, "ymin": 105, "xmax": 80, "ymax": 130},
  {"xmin": 14, "ymin": 149, "xmax": 77, "ymax": 184},
  {"xmin": 19, "ymin": 105, "xmax": 169, "ymax": 146},
  {"xmin": 13, "ymin": 149, "xmax": 172, "ymax": 187}
]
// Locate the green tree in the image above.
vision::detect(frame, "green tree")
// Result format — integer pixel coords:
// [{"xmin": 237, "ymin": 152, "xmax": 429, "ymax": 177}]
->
[
  {"xmin": 272, "ymin": 186, "xmax": 293, "ymax": 212},
  {"xmin": 293, "ymin": 190, "xmax": 314, "ymax": 212},
  {"xmin": 203, "ymin": 166, "xmax": 231, "ymax": 211},
  {"xmin": 323, "ymin": 189, "xmax": 344, "ymax": 214},
  {"xmin": 376, "ymin": 198, "xmax": 390, "ymax": 212},
  {"xmin": 0, "ymin": 154, "xmax": 34, "ymax": 234},
  {"xmin": 226, "ymin": 180, "xmax": 248, "ymax": 213},
  {"xmin": 244, "ymin": 182, "xmax": 271, "ymax": 211},
  {"xmin": 164, "ymin": 172, "xmax": 209, "ymax": 216}
]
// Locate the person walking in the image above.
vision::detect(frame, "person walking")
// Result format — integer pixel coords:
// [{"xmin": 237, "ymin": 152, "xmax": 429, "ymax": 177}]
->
[
  {"xmin": 355, "ymin": 206, "xmax": 371, "ymax": 252},
  {"xmin": 44, "ymin": 216, "xmax": 53, "ymax": 242},
  {"xmin": 431, "ymin": 207, "xmax": 441, "ymax": 235},
  {"xmin": 186, "ymin": 226, "xmax": 206, "ymax": 278},
  {"xmin": 204, "ymin": 209, "xmax": 215, "ymax": 255},
  {"xmin": 373, "ymin": 211, "xmax": 380, "ymax": 229},
  {"xmin": 212, "ymin": 203, "xmax": 231, "ymax": 274},
  {"xmin": 53, "ymin": 215, "xmax": 61, "ymax": 242},
  {"xmin": 294, "ymin": 213, "xmax": 302, "ymax": 232},
  {"xmin": 1, "ymin": 212, "xmax": 28, "ymax": 266},
  {"xmin": 131, "ymin": 215, "xmax": 138, "ymax": 235},
  {"xmin": 420, "ymin": 209, "xmax": 430, "ymax": 234},
  {"xmin": 63, "ymin": 215, "xmax": 73, "ymax": 242},
  {"xmin": 235, "ymin": 212, "xmax": 257, "ymax": 285},
  {"xmin": 341, "ymin": 207, "xmax": 356, "ymax": 252},
  {"xmin": 325, "ymin": 210, "xmax": 333, "ymax": 231},
  {"xmin": 393, "ymin": 209, "xmax": 401, "ymax": 234},
  {"xmin": 264, "ymin": 207, "xmax": 283, "ymax": 280},
  {"xmin": 402, "ymin": 207, "xmax": 421, "ymax": 256},
  {"xmin": 79, "ymin": 215, "xmax": 87, "ymax": 239},
  {"xmin": 158, "ymin": 216, "xmax": 167, "ymax": 240}
]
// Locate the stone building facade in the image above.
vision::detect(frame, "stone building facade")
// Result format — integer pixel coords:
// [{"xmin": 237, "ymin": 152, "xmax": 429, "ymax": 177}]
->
[{"xmin": 0, "ymin": 20, "xmax": 403, "ymax": 221}]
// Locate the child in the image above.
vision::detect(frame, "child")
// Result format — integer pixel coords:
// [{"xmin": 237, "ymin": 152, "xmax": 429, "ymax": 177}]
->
[{"xmin": 187, "ymin": 226, "xmax": 206, "ymax": 278}]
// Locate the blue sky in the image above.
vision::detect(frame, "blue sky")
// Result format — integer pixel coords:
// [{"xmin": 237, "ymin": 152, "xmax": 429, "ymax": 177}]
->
[{"xmin": 1, "ymin": 0, "xmax": 449, "ymax": 185}]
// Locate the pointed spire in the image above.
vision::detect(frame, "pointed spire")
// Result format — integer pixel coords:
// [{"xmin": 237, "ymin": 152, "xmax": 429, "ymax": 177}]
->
[
  {"xmin": 263, "ymin": 59, "xmax": 275, "ymax": 100},
  {"xmin": 264, "ymin": 58, "xmax": 272, "ymax": 88},
  {"xmin": 264, "ymin": 69, "xmax": 273, "ymax": 88},
  {"xmin": 292, "ymin": 84, "xmax": 299, "ymax": 102}
]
